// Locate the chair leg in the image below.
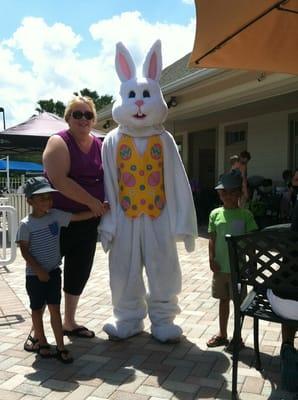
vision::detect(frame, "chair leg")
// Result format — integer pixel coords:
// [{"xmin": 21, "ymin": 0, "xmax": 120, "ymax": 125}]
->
[
  {"xmin": 232, "ymin": 316, "xmax": 242, "ymax": 397},
  {"xmin": 253, "ymin": 317, "xmax": 262, "ymax": 370},
  {"xmin": 232, "ymin": 342, "xmax": 240, "ymax": 398}
]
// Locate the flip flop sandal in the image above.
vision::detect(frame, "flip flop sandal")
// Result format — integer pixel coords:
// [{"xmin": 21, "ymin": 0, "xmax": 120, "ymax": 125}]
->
[
  {"xmin": 24, "ymin": 334, "xmax": 39, "ymax": 353},
  {"xmin": 55, "ymin": 347, "xmax": 73, "ymax": 364},
  {"xmin": 38, "ymin": 344, "xmax": 55, "ymax": 359},
  {"xmin": 63, "ymin": 326, "xmax": 95, "ymax": 338},
  {"xmin": 207, "ymin": 335, "xmax": 229, "ymax": 348}
]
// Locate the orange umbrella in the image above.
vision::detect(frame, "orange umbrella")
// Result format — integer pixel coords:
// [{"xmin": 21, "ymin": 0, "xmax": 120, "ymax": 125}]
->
[{"xmin": 189, "ymin": 0, "xmax": 298, "ymax": 75}]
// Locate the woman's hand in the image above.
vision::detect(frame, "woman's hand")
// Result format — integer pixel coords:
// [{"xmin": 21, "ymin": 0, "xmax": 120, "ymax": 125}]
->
[{"xmin": 88, "ymin": 198, "xmax": 108, "ymax": 217}]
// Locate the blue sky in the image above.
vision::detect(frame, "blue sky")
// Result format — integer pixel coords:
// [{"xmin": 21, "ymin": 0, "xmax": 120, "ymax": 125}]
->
[{"xmin": 0, "ymin": 0, "xmax": 196, "ymax": 127}]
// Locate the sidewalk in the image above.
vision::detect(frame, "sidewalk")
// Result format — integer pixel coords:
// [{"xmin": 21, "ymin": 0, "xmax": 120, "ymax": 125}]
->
[{"xmin": 0, "ymin": 233, "xmax": 296, "ymax": 400}]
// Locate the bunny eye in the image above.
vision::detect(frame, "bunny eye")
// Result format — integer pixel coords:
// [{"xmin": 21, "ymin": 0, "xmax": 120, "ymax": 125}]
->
[
  {"xmin": 128, "ymin": 91, "xmax": 136, "ymax": 98},
  {"xmin": 143, "ymin": 90, "xmax": 150, "ymax": 98}
]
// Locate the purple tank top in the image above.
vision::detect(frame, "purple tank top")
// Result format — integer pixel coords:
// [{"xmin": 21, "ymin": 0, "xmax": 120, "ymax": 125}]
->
[{"xmin": 47, "ymin": 130, "xmax": 105, "ymax": 212}]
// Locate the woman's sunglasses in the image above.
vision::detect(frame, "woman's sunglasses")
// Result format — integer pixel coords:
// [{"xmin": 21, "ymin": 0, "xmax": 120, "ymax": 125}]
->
[{"xmin": 71, "ymin": 110, "xmax": 94, "ymax": 120}]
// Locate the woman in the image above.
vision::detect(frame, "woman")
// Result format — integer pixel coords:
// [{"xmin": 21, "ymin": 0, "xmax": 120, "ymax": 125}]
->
[
  {"xmin": 267, "ymin": 169, "xmax": 298, "ymax": 347},
  {"xmin": 24, "ymin": 96, "xmax": 107, "ymax": 351}
]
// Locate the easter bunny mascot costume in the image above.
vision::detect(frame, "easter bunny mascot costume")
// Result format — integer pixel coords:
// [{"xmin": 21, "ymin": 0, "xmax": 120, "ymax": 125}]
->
[{"xmin": 100, "ymin": 40, "xmax": 198, "ymax": 343}]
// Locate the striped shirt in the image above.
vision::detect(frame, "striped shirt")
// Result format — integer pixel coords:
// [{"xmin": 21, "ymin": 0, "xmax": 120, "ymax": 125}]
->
[{"xmin": 16, "ymin": 209, "xmax": 71, "ymax": 276}]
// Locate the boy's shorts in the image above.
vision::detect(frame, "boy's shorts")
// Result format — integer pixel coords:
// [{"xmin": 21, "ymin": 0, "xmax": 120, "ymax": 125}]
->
[
  {"xmin": 212, "ymin": 272, "xmax": 233, "ymax": 300},
  {"xmin": 26, "ymin": 268, "xmax": 61, "ymax": 310}
]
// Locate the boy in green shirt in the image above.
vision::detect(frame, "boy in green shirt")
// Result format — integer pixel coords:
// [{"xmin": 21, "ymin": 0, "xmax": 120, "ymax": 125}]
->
[{"xmin": 207, "ymin": 171, "xmax": 257, "ymax": 351}]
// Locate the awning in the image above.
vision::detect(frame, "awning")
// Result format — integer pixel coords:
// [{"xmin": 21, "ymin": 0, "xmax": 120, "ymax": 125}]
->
[
  {"xmin": 189, "ymin": 0, "xmax": 298, "ymax": 75},
  {"xmin": 0, "ymin": 112, "xmax": 105, "ymax": 155},
  {"xmin": 0, "ymin": 160, "xmax": 43, "ymax": 172}
]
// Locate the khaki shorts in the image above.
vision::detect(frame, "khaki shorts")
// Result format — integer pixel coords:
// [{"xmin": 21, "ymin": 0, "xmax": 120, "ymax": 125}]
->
[{"xmin": 212, "ymin": 272, "xmax": 233, "ymax": 300}]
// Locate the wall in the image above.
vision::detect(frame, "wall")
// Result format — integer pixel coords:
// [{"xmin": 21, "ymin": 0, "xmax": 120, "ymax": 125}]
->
[
  {"xmin": 247, "ymin": 111, "xmax": 289, "ymax": 183},
  {"xmin": 217, "ymin": 109, "xmax": 296, "ymax": 184}
]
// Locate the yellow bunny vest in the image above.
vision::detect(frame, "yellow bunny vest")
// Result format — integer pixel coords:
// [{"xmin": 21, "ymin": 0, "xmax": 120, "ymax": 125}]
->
[{"xmin": 116, "ymin": 134, "xmax": 166, "ymax": 219}]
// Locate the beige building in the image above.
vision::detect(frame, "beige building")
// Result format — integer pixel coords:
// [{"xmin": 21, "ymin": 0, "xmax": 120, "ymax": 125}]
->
[{"xmin": 97, "ymin": 53, "xmax": 298, "ymax": 191}]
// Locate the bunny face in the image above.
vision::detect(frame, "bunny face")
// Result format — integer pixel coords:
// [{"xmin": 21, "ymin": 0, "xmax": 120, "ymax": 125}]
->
[{"xmin": 112, "ymin": 41, "xmax": 168, "ymax": 132}]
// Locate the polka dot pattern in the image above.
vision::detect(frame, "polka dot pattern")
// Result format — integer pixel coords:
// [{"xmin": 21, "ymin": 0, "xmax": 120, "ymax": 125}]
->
[{"xmin": 116, "ymin": 134, "xmax": 166, "ymax": 219}]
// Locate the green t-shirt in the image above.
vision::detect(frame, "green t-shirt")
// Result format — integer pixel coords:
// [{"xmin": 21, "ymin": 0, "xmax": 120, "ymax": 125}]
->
[{"xmin": 208, "ymin": 207, "xmax": 258, "ymax": 273}]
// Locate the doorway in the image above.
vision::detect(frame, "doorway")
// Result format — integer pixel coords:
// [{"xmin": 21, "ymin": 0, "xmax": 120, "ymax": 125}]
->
[
  {"xmin": 188, "ymin": 129, "xmax": 217, "ymax": 223},
  {"xmin": 188, "ymin": 128, "xmax": 216, "ymax": 189}
]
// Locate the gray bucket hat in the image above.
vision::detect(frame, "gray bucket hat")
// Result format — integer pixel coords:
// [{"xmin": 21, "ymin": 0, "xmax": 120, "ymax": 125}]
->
[
  {"xmin": 24, "ymin": 176, "xmax": 57, "ymax": 198},
  {"xmin": 215, "ymin": 170, "xmax": 242, "ymax": 190}
]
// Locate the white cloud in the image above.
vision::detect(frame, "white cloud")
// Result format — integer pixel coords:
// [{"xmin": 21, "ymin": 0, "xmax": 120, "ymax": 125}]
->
[
  {"xmin": 182, "ymin": 0, "xmax": 194, "ymax": 4},
  {"xmin": 0, "ymin": 12, "xmax": 195, "ymax": 127},
  {"xmin": 90, "ymin": 11, "xmax": 195, "ymax": 70}
]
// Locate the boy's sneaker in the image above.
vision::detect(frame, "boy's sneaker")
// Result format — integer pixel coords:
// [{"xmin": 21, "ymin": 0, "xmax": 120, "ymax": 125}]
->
[{"xmin": 224, "ymin": 338, "xmax": 245, "ymax": 353}]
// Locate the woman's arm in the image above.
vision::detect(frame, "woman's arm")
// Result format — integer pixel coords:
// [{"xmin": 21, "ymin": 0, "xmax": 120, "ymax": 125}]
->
[
  {"xmin": 71, "ymin": 210, "xmax": 93, "ymax": 222},
  {"xmin": 43, "ymin": 135, "xmax": 105, "ymax": 216}
]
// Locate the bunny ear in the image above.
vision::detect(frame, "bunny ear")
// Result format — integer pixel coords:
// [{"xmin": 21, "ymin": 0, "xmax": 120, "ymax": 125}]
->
[
  {"xmin": 143, "ymin": 40, "xmax": 162, "ymax": 81},
  {"xmin": 115, "ymin": 42, "xmax": 136, "ymax": 82}
]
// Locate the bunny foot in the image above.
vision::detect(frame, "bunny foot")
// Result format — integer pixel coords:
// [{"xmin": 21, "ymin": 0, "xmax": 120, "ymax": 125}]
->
[
  {"xmin": 103, "ymin": 320, "xmax": 144, "ymax": 341},
  {"xmin": 151, "ymin": 323, "xmax": 183, "ymax": 344}
]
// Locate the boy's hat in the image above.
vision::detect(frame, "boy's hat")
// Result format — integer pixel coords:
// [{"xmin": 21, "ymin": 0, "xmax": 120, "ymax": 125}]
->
[
  {"xmin": 215, "ymin": 170, "xmax": 242, "ymax": 190},
  {"xmin": 24, "ymin": 177, "xmax": 57, "ymax": 198}
]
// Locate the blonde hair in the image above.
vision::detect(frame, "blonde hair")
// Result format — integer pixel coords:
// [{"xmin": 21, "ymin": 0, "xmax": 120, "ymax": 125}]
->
[{"xmin": 64, "ymin": 96, "xmax": 97, "ymax": 123}]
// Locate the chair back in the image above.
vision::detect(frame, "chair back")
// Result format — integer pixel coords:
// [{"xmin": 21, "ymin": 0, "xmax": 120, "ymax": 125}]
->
[{"xmin": 226, "ymin": 228, "xmax": 298, "ymax": 297}]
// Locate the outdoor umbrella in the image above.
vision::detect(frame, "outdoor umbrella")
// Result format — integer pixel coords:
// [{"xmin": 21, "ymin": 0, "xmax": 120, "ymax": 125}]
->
[{"xmin": 189, "ymin": 0, "xmax": 298, "ymax": 75}]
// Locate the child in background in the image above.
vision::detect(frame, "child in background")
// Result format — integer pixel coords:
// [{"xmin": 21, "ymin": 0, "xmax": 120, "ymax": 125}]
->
[
  {"xmin": 16, "ymin": 177, "xmax": 94, "ymax": 363},
  {"xmin": 206, "ymin": 170, "xmax": 257, "ymax": 352}
]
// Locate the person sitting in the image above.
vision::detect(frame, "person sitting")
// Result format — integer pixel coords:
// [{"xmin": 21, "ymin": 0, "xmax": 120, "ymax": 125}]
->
[
  {"xmin": 267, "ymin": 169, "xmax": 298, "ymax": 347},
  {"xmin": 280, "ymin": 169, "xmax": 293, "ymax": 222}
]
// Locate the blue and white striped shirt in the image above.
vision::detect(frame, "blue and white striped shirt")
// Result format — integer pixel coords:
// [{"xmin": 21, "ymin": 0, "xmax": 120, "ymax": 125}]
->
[{"xmin": 16, "ymin": 209, "xmax": 71, "ymax": 275}]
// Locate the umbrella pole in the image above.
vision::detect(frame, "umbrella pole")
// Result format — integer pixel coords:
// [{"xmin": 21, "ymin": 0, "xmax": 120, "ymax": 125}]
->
[{"xmin": 6, "ymin": 156, "xmax": 10, "ymax": 193}]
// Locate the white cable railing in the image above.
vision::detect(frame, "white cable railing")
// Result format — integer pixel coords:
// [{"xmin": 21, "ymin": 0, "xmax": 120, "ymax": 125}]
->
[
  {"xmin": 5, "ymin": 194, "xmax": 31, "ymax": 223},
  {"xmin": 0, "ymin": 202, "xmax": 17, "ymax": 266}
]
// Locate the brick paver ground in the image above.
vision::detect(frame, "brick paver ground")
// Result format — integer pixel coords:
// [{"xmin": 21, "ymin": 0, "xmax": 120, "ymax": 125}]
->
[{"xmin": 0, "ymin": 228, "xmax": 297, "ymax": 400}]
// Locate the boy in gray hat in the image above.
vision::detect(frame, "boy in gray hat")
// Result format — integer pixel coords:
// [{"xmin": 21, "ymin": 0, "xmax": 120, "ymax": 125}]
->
[
  {"xmin": 16, "ymin": 177, "xmax": 94, "ymax": 363},
  {"xmin": 206, "ymin": 171, "xmax": 257, "ymax": 351}
]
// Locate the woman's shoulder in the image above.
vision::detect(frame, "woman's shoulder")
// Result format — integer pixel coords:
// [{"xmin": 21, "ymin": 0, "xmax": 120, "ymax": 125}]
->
[{"xmin": 45, "ymin": 131, "xmax": 69, "ymax": 152}]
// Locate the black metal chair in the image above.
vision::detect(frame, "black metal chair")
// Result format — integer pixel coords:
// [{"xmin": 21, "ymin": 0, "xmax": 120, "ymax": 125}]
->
[{"xmin": 226, "ymin": 227, "xmax": 298, "ymax": 399}]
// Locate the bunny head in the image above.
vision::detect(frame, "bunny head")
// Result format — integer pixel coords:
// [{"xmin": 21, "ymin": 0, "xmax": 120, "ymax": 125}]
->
[{"xmin": 112, "ymin": 40, "xmax": 168, "ymax": 135}]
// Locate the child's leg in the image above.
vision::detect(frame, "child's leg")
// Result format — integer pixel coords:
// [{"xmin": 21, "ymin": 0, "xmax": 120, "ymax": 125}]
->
[
  {"xmin": 32, "ymin": 309, "xmax": 55, "ymax": 357},
  {"xmin": 25, "ymin": 275, "xmax": 47, "ymax": 351},
  {"xmin": 47, "ymin": 304, "xmax": 64, "ymax": 349},
  {"xmin": 31, "ymin": 308, "xmax": 47, "ymax": 347},
  {"xmin": 219, "ymin": 298, "xmax": 230, "ymax": 338},
  {"xmin": 207, "ymin": 272, "xmax": 231, "ymax": 347},
  {"xmin": 25, "ymin": 305, "xmax": 46, "ymax": 347},
  {"xmin": 48, "ymin": 304, "xmax": 73, "ymax": 363},
  {"xmin": 46, "ymin": 269, "xmax": 64, "ymax": 349}
]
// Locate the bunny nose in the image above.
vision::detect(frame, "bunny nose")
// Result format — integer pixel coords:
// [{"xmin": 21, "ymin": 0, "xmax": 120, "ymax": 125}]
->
[{"xmin": 135, "ymin": 100, "xmax": 144, "ymax": 107}]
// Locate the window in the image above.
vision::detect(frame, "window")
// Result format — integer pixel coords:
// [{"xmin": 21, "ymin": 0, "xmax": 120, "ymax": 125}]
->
[
  {"xmin": 224, "ymin": 123, "xmax": 247, "ymax": 171},
  {"xmin": 225, "ymin": 130, "xmax": 246, "ymax": 145}
]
